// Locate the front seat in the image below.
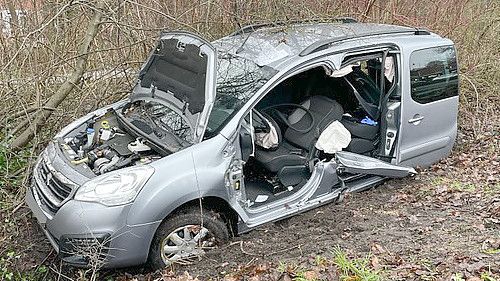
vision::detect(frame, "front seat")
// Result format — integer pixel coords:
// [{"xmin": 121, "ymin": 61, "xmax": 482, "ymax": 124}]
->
[{"xmin": 255, "ymin": 96, "xmax": 344, "ymax": 174}]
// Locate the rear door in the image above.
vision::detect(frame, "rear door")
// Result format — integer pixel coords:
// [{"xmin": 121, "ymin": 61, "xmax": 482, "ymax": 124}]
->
[{"xmin": 398, "ymin": 46, "xmax": 459, "ymax": 167}]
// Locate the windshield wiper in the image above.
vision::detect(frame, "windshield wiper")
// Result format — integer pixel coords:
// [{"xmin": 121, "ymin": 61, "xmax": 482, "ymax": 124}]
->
[
  {"xmin": 140, "ymin": 109, "xmax": 182, "ymax": 143},
  {"xmin": 236, "ymin": 32, "xmax": 252, "ymax": 54}
]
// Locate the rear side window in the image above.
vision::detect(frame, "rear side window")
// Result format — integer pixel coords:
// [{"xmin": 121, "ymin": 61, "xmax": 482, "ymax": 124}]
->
[{"xmin": 410, "ymin": 46, "xmax": 458, "ymax": 104}]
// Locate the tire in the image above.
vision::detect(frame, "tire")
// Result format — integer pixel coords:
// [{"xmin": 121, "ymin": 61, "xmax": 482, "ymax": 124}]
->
[{"xmin": 148, "ymin": 206, "xmax": 230, "ymax": 270}]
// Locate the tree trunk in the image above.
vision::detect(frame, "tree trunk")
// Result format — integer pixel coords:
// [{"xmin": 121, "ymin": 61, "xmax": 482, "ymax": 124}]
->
[
  {"xmin": 10, "ymin": 1, "xmax": 104, "ymax": 149},
  {"xmin": 5, "ymin": 0, "xmax": 19, "ymax": 37}
]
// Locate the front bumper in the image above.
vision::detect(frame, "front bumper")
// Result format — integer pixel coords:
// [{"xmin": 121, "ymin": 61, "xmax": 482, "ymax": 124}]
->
[{"xmin": 26, "ymin": 183, "xmax": 161, "ymax": 268}]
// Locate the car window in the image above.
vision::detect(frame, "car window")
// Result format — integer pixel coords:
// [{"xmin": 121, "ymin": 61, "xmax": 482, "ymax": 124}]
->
[
  {"xmin": 205, "ymin": 53, "xmax": 277, "ymax": 138},
  {"xmin": 410, "ymin": 46, "xmax": 458, "ymax": 104},
  {"xmin": 343, "ymin": 57, "xmax": 384, "ymax": 106},
  {"xmin": 346, "ymin": 67, "xmax": 380, "ymax": 105}
]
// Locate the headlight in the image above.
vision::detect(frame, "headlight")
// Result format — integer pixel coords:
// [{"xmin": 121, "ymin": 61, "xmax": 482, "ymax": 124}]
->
[{"xmin": 74, "ymin": 165, "xmax": 154, "ymax": 206}]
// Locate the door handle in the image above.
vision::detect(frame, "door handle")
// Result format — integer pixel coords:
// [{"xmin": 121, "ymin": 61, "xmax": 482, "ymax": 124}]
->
[{"xmin": 408, "ymin": 114, "xmax": 424, "ymax": 124}]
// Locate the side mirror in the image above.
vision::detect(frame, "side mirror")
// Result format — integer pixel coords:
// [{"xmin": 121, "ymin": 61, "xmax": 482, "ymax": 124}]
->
[{"xmin": 239, "ymin": 126, "xmax": 253, "ymax": 162}]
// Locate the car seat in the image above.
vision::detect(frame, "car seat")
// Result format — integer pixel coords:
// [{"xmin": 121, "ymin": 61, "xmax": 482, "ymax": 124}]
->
[{"xmin": 254, "ymin": 96, "xmax": 344, "ymax": 182}]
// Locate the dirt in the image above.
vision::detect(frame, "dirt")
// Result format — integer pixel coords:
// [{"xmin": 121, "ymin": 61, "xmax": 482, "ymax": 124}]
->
[
  {"xmin": 3, "ymin": 124, "xmax": 499, "ymax": 280},
  {"xmin": 175, "ymin": 174, "xmax": 499, "ymax": 280},
  {"xmin": 111, "ymin": 123, "xmax": 500, "ymax": 280}
]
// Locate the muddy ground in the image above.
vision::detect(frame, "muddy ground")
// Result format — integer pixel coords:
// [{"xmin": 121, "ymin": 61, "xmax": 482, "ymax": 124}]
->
[{"xmin": 3, "ymin": 124, "xmax": 499, "ymax": 280}]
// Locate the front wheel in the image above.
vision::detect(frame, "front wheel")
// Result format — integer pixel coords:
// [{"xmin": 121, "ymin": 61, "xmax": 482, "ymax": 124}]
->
[{"xmin": 149, "ymin": 207, "xmax": 230, "ymax": 270}]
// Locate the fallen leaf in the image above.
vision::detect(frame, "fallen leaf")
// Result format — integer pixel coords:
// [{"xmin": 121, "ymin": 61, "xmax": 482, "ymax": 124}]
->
[
  {"xmin": 409, "ymin": 215, "xmax": 418, "ymax": 224},
  {"xmin": 371, "ymin": 244, "xmax": 386, "ymax": 254},
  {"xmin": 302, "ymin": 271, "xmax": 318, "ymax": 280},
  {"xmin": 371, "ymin": 255, "xmax": 381, "ymax": 270}
]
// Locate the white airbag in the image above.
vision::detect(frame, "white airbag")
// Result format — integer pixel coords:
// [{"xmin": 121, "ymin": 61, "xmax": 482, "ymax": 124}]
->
[
  {"xmin": 315, "ymin": 121, "xmax": 351, "ymax": 154},
  {"xmin": 255, "ymin": 118, "xmax": 279, "ymax": 149},
  {"xmin": 385, "ymin": 57, "xmax": 395, "ymax": 83},
  {"xmin": 327, "ymin": 63, "xmax": 359, "ymax": 78}
]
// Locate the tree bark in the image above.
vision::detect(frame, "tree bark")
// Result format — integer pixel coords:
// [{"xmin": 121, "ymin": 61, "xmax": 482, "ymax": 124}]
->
[
  {"xmin": 10, "ymin": 2, "xmax": 105, "ymax": 149},
  {"xmin": 5, "ymin": 0, "xmax": 19, "ymax": 37}
]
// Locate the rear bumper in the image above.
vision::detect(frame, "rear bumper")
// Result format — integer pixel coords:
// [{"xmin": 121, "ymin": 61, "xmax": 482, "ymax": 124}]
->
[{"xmin": 25, "ymin": 183, "xmax": 161, "ymax": 268}]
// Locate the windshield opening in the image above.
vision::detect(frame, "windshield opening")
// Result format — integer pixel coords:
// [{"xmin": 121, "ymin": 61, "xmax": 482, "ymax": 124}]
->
[{"xmin": 205, "ymin": 53, "xmax": 278, "ymax": 138}]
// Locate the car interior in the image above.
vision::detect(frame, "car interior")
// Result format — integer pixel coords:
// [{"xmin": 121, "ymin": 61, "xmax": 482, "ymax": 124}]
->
[{"xmin": 242, "ymin": 53, "xmax": 399, "ymax": 207}]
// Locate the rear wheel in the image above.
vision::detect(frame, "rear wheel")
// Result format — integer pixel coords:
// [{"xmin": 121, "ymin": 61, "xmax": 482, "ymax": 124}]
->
[{"xmin": 149, "ymin": 207, "xmax": 230, "ymax": 270}]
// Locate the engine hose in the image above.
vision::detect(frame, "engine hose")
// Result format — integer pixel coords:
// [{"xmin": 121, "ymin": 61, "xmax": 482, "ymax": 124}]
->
[
  {"xmin": 71, "ymin": 157, "xmax": 89, "ymax": 165},
  {"xmin": 99, "ymin": 155, "xmax": 120, "ymax": 174}
]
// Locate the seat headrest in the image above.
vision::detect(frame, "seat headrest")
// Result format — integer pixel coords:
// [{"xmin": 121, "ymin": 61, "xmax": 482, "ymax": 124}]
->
[
  {"xmin": 288, "ymin": 96, "xmax": 342, "ymax": 124},
  {"xmin": 288, "ymin": 99, "xmax": 311, "ymax": 125}
]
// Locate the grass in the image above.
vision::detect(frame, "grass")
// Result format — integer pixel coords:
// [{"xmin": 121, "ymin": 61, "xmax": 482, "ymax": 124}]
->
[
  {"xmin": 276, "ymin": 248, "xmax": 382, "ymax": 281},
  {"xmin": 0, "ymin": 143, "xmax": 27, "ymax": 186},
  {"xmin": 332, "ymin": 247, "xmax": 382, "ymax": 281},
  {"xmin": 449, "ymin": 181, "xmax": 477, "ymax": 192},
  {"xmin": 0, "ymin": 143, "xmax": 44, "ymax": 280},
  {"xmin": 482, "ymin": 248, "xmax": 500, "ymax": 255},
  {"xmin": 452, "ymin": 273, "xmax": 466, "ymax": 281},
  {"xmin": 1, "ymin": 252, "xmax": 48, "ymax": 281},
  {"xmin": 481, "ymin": 271, "xmax": 498, "ymax": 281}
]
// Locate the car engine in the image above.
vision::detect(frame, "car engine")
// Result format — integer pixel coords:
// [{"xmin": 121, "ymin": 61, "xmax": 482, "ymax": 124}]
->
[{"xmin": 61, "ymin": 109, "xmax": 161, "ymax": 175}]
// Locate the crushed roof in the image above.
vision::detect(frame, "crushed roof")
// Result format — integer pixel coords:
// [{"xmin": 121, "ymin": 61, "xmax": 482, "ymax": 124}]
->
[{"xmin": 213, "ymin": 23, "xmax": 416, "ymax": 66}]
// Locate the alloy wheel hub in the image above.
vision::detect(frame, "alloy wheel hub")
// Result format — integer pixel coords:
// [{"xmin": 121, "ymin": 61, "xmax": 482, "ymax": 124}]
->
[{"xmin": 160, "ymin": 225, "xmax": 215, "ymax": 266}]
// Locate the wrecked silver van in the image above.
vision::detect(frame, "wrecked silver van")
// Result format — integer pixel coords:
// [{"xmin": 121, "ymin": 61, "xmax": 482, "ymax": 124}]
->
[{"xmin": 26, "ymin": 20, "xmax": 459, "ymax": 269}]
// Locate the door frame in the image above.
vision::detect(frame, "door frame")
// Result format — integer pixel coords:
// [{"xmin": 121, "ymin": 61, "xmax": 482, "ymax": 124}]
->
[{"xmin": 231, "ymin": 46, "xmax": 410, "ymax": 229}]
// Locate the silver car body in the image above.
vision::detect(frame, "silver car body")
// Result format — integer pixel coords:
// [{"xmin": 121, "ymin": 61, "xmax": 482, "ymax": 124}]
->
[{"xmin": 26, "ymin": 21, "xmax": 458, "ymax": 268}]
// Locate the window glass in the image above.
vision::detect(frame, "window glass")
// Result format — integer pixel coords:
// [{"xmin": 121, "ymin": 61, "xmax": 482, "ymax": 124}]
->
[{"xmin": 410, "ymin": 46, "xmax": 458, "ymax": 104}]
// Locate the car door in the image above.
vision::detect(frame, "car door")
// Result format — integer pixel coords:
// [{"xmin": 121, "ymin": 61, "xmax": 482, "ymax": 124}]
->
[
  {"xmin": 335, "ymin": 151, "xmax": 416, "ymax": 178},
  {"xmin": 398, "ymin": 45, "xmax": 459, "ymax": 167}
]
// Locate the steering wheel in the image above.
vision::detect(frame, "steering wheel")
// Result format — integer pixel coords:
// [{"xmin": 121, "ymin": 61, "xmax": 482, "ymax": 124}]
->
[{"xmin": 261, "ymin": 103, "xmax": 315, "ymax": 133}]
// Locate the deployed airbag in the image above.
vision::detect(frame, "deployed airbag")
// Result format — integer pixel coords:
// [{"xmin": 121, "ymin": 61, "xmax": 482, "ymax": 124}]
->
[
  {"xmin": 255, "ymin": 117, "xmax": 279, "ymax": 149},
  {"xmin": 315, "ymin": 121, "xmax": 351, "ymax": 154}
]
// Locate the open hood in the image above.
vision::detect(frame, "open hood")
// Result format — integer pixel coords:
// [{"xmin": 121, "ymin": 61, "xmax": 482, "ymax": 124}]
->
[{"xmin": 131, "ymin": 31, "xmax": 217, "ymax": 142}]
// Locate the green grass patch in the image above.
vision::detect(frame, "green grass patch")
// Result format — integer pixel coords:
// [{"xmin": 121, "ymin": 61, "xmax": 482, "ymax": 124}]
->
[
  {"xmin": 449, "ymin": 181, "xmax": 476, "ymax": 192},
  {"xmin": 276, "ymin": 248, "xmax": 383, "ymax": 281},
  {"xmin": 482, "ymin": 248, "xmax": 500, "ymax": 255},
  {"xmin": 0, "ymin": 143, "xmax": 30, "ymax": 189},
  {"xmin": 332, "ymin": 247, "xmax": 382, "ymax": 281},
  {"xmin": 480, "ymin": 271, "xmax": 498, "ymax": 281},
  {"xmin": 1, "ymin": 250, "xmax": 48, "ymax": 281}
]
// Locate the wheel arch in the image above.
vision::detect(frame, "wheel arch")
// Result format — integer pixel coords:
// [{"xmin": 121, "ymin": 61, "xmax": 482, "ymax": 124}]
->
[
  {"xmin": 145, "ymin": 195, "xmax": 240, "ymax": 266},
  {"xmin": 152, "ymin": 196, "xmax": 240, "ymax": 239},
  {"xmin": 171, "ymin": 197, "xmax": 239, "ymax": 236}
]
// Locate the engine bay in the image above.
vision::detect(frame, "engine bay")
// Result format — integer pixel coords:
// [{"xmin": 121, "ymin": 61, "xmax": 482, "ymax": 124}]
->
[{"xmin": 60, "ymin": 108, "xmax": 162, "ymax": 176}]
